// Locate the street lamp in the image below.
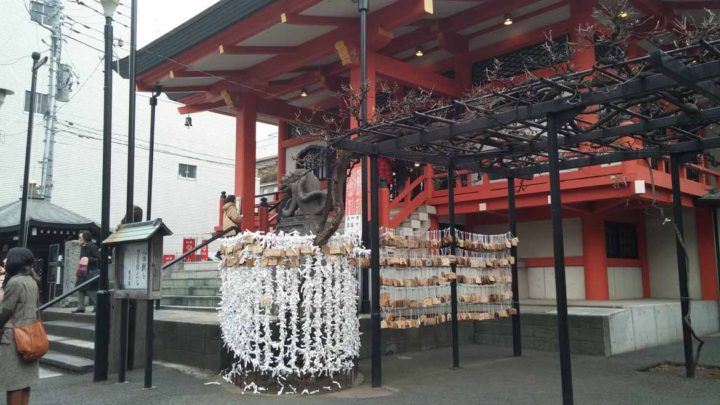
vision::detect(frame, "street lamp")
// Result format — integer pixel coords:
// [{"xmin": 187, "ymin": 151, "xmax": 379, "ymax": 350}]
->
[
  {"xmin": 101, "ymin": 0, "xmax": 120, "ymax": 17},
  {"xmin": 19, "ymin": 53, "xmax": 48, "ymax": 248},
  {"xmin": 0, "ymin": 88, "xmax": 14, "ymax": 110},
  {"xmin": 93, "ymin": 0, "xmax": 120, "ymax": 383}
]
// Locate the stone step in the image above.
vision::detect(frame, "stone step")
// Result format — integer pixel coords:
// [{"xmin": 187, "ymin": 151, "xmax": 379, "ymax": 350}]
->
[
  {"xmin": 158, "ymin": 305, "xmax": 218, "ymax": 312},
  {"xmin": 162, "ymin": 278, "xmax": 222, "ymax": 288},
  {"xmin": 161, "ymin": 286, "xmax": 220, "ymax": 297},
  {"xmin": 41, "ymin": 352, "xmax": 94, "ymax": 373},
  {"xmin": 181, "ymin": 261, "xmax": 221, "ymax": 272},
  {"xmin": 48, "ymin": 335, "xmax": 95, "ymax": 359},
  {"xmin": 43, "ymin": 320, "xmax": 95, "ymax": 341},
  {"xmin": 43, "ymin": 309, "xmax": 96, "ymax": 325},
  {"xmin": 160, "ymin": 295, "xmax": 220, "ymax": 308},
  {"xmin": 165, "ymin": 269, "xmax": 220, "ymax": 280}
]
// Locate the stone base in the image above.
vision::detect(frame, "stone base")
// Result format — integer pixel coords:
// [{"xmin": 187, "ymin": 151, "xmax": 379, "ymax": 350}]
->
[{"xmin": 275, "ymin": 215, "xmax": 324, "ymax": 235}]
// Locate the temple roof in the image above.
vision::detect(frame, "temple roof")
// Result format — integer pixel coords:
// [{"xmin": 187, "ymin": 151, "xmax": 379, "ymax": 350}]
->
[{"xmin": 0, "ymin": 199, "xmax": 99, "ymax": 234}]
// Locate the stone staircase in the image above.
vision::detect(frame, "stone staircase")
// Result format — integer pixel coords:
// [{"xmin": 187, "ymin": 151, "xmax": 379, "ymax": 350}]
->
[
  {"xmin": 391, "ymin": 204, "xmax": 435, "ymax": 235},
  {"xmin": 42, "ymin": 309, "xmax": 95, "ymax": 373},
  {"xmin": 160, "ymin": 261, "xmax": 222, "ymax": 311}
]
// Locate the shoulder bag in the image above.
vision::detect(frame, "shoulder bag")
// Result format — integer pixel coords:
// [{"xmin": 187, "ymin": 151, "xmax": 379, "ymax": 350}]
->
[{"xmin": 13, "ymin": 292, "xmax": 49, "ymax": 361}]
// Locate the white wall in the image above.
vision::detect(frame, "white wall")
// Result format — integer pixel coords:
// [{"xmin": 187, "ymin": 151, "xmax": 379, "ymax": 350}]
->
[
  {"xmin": 608, "ymin": 267, "xmax": 643, "ymax": 299},
  {"xmin": 527, "ymin": 266, "xmax": 585, "ymax": 300},
  {"xmin": 0, "ymin": 2, "xmax": 277, "ymax": 256},
  {"xmin": 646, "ymin": 208, "xmax": 702, "ymax": 299},
  {"xmin": 472, "ymin": 218, "xmax": 583, "ymax": 258},
  {"xmin": 473, "ymin": 218, "xmax": 584, "ymax": 299}
]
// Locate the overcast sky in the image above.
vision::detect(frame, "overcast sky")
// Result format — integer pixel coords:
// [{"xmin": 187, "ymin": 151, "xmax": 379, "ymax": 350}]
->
[
  {"xmin": 138, "ymin": 1, "xmax": 221, "ymax": 47},
  {"xmin": 133, "ymin": 0, "xmax": 278, "ymax": 145}
]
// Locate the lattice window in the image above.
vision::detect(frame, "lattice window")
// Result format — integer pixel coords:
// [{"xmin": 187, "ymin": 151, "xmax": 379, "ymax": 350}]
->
[
  {"xmin": 605, "ymin": 222, "xmax": 638, "ymax": 259},
  {"xmin": 472, "ymin": 36, "xmax": 570, "ymax": 85}
]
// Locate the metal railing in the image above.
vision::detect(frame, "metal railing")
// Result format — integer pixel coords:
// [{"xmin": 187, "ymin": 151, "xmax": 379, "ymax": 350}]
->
[
  {"xmin": 39, "ymin": 275, "xmax": 99, "ymax": 312},
  {"xmin": 161, "ymin": 226, "xmax": 239, "ymax": 270}
]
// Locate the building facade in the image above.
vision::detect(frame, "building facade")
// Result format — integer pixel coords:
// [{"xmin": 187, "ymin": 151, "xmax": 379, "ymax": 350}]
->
[
  {"xmin": 127, "ymin": 0, "xmax": 719, "ymax": 303},
  {"xmin": 0, "ymin": 0, "xmax": 277, "ymax": 257}
]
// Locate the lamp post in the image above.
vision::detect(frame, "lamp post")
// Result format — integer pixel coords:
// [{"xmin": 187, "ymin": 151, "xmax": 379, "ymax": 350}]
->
[
  {"xmin": 94, "ymin": 0, "xmax": 120, "ymax": 383},
  {"xmin": 19, "ymin": 53, "xmax": 48, "ymax": 248}
]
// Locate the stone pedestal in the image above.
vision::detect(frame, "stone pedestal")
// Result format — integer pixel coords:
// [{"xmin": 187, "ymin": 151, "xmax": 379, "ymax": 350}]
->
[{"xmin": 275, "ymin": 214, "xmax": 324, "ymax": 235}]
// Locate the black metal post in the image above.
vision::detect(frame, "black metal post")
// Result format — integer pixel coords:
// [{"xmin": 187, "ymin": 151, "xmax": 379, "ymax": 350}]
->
[
  {"xmin": 126, "ymin": 0, "xmax": 137, "ymax": 221},
  {"xmin": 19, "ymin": 52, "xmax": 47, "ymax": 248},
  {"xmin": 447, "ymin": 160, "xmax": 460, "ymax": 368},
  {"xmin": 119, "ymin": 298, "xmax": 129, "ymax": 382},
  {"xmin": 370, "ymin": 154, "xmax": 382, "ymax": 388},
  {"xmin": 670, "ymin": 154, "xmax": 695, "ymax": 378},
  {"xmin": 147, "ymin": 86, "xmax": 160, "ymax": 220},
  {"xmin": 93, "ymin": 15, "xmax": 113, "ymax": 383},
  {"xmin": 547, "ymin": 114, "xmax": 574, "ymax": 405},
  {"xmin": 144, "ymin": 300, "xmax": 154, "ymax": 388},
  {"xmin": 359, "ymin": 0, "xmax": 371, "ymax": 316},
  {"xmin": 123, "ymin": 0, "xmax": 138, "ymax": 378},
  {"xmin": 712, "ymin": 208, "xmax": 720, "ymax": 311},
  {"xmin": 508, "ymin": 177, "xmax": 522, "ymax": 356}
]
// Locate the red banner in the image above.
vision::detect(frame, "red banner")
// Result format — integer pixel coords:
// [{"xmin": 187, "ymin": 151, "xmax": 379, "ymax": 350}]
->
[
  {"xmin": 162, "ymin": 254, "xmax": 176, "ymax": 264},
  {"xmin": 182, "ymin": 238, "xmax": 196, "ymax": 262},
  {"xmin": 199, "ymin": 240, "xmax": 209, "ymax": 261}
]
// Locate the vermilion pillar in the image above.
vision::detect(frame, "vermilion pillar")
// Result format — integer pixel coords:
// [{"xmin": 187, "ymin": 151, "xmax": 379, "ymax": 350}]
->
[
  {"xmin": 235, "ymin": 93, "xmax": 257, "ymax": 230},
  {"xmin": 696, "ymin": 207, "xmax": 719, "ymax": 300},
  {"xmin": 582, "ymin": 215, "xmax": 609, "ymax": 300},
  {"xmin": 277, "ymin": 120, "xmax": 288, "ymax": 186}
]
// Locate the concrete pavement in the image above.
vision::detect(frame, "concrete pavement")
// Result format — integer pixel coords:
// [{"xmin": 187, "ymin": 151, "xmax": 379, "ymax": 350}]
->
[{"xmin": 30, "ymin": 335, "xmax": 720, "ymax": 405}]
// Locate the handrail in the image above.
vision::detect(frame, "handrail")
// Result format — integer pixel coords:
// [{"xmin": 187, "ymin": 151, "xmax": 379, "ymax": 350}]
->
[
  {"xmin": 390, "ymin": 174, "xmax": 426, "ymax": 210},
  {"xmin": 162, "ymin": 226, "xmax": 239, "ymax": 270},
  {"xmin": 39, "ymin": 275, "xmax": 99, "ymax": 312}
]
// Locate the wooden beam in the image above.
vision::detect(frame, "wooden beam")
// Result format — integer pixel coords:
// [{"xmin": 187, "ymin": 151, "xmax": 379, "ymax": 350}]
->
[
  {"xmin": 236, "ymin": 0, "xmax": 431, "ymax": 83},
  {"xmin": 381, "ymin": 0, "xmax": 536, "ymax": 56},
  {"xmin": 170, "ymin": 69, "xmax": 241, "ymax": 79},
  {"xmin": 280, "ymin": 13, "xmax": 355, "ymax": 26},
  {"xmin": 178, "ymin": 100, "xmax": 225, "ymax": 114},
  {"xmin": 428, "ymin": 21, "xmax": 572, "ymax": 73},
  {"xmin": 162, "ymin": 85, "xmax": 211, "ymax": 93},
  {"xmin": 374, "ymin": 53, "xmax": 462, "ymax": 96},
  {"xmin": 267, "ymin": 71, "xmax": 322, "ymax": 97},
  {"xmin": 138, "ymin": 0, "xmax": 323, "ymax": 87},
  {"xmin": 219, "ymin": 45, "xmax": 296, "ymax": 55}
]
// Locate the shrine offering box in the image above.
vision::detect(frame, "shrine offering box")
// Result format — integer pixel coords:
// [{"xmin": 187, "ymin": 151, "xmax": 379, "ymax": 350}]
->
[{"xmin": 103, "ymin": 219, "xmax": 172, "ymax": 300}]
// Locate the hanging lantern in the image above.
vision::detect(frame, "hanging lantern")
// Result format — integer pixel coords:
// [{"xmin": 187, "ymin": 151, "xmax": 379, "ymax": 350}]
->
[{"xmin": 184, "ymin": 115, "xmax": 193, "ymax": 128}]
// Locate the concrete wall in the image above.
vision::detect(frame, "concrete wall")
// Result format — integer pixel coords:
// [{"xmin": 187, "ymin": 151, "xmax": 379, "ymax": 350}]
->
[
  {"xmin": 527, "ymin": 266, "xmax": 585, "ymax": 300},
  {"xmin": 646, "ymin": 208, "xmax": 702, "ymax": 299},
  {"xmin": 473, "ymin": 218, "xmax": 583, "ymax": 258},
  {"xmin": 474, "ymin": 219, "xmax": 584, "ymax": 299},
  {"xmin": 608, "ymin": 301, "xmax": 719, "ymax": 355},
  {"xmin": 608, "ymin": 267, "xmax": 643, "ymax": 299}
]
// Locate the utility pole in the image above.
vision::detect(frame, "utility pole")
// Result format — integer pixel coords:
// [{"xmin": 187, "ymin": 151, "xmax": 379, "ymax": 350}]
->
[{"xmin": 40, "ymin": 0, "xmax": 64, "ymax": 201}]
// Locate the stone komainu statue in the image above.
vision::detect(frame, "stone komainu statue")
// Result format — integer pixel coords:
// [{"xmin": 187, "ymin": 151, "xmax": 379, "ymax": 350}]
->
[{"xmin": 276, "ymin": 170, "xmax": 327, "ymax": 234}]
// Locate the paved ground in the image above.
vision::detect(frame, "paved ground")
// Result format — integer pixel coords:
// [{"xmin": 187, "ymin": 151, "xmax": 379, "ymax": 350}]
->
[{"xmin": 31, "ymin": 335, "xmax": 720, "ymax": 405}]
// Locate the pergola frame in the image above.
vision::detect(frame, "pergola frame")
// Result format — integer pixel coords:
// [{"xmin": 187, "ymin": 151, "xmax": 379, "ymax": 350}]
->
[{"xmin": 338, "ymin": 39, "xmax": 720, "ymax": 405}]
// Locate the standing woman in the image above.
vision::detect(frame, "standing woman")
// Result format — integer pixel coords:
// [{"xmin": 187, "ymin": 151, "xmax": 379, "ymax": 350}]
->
[{"xmin": 0, "ymin": 248, "xmax": 40, "ymax": 405}]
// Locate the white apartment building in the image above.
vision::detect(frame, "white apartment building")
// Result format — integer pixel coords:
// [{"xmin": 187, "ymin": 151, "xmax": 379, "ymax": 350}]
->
[{"xmin": 0, "ymin": 0, "xmax": 277, "ymax": 256}]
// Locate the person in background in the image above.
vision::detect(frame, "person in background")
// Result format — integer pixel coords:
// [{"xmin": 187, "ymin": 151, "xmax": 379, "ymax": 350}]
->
[
  {"xmin": 0, "ymin": 248, "xmax": 40, "ymax": 405},
  {"xmin": 222, "ymin": 195, "xmax": 243, "ymax": 236},
  {"xmin": 0, "ymin": 256, "xmax": 5, "ymax": 301},
  {"xmin": 120, "ymin": 205, "xmax": 144, "ymax": 225},
  {"xmin": 73, "ymin": 231, "xmax": 100, "ymax": 314}
]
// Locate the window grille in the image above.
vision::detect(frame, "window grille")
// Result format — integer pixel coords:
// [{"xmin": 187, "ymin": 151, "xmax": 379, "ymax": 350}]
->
[
  {"xmin": 178, "ymin": 163, "xmax": 197, "ymax": 179},
  {"xmin": 605, "ymin": 222, "xmax": 638, "ymax": 259}
]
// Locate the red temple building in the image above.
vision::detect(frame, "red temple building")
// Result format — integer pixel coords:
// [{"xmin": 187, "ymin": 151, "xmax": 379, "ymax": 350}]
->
[{"xmin": 129, "ymin": 0, "xmax": 719, "ymax": 308}]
